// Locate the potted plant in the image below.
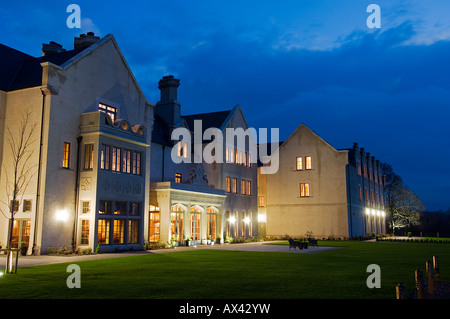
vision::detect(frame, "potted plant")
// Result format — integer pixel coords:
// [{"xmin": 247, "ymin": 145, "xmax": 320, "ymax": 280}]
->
[
  {"xmin": 171, "ymin": 237, "xmax": 177, "ymax": 248},
  {"xmin": 20, "ymin": 241, "xmax": 28, "ymax": 256},
  {"xmin": 185, "ymin": 237, "xmax": 191, "ymax": 246},
  {"xmin": 216, "ymin": 235, "xmax": 221, "ymax": 244},
  {"xmin": 207, "ymin": 235, "xmax": 211, "ymax": 245}
]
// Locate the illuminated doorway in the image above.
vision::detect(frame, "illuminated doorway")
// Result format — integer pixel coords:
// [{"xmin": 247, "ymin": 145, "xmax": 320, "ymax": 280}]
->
[
  {"xmin": 171, "ymin": 205, "xmax": 184, "ymax": 243},
  {"xmin": 190, "ymin": 206, "xmax": 202, "ymax": 244}
]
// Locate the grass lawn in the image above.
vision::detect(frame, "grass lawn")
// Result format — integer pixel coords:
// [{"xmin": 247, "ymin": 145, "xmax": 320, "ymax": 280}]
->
[{"xmin": 0, "ymin": 240, "xmax": 449, "ymax": 299}]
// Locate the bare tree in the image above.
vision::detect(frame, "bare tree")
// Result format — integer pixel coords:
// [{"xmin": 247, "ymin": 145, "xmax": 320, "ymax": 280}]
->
[
  {"xmin": 1, "ymin": 111, "xmax": 38, "ymax": 256},
  {"xmin": 382, "ymin": 163, "xmax": 425, "ymax": 234}
]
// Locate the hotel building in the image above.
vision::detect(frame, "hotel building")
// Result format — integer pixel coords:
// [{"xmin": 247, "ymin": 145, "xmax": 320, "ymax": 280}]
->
[{"xmin": 257, "ymin": 124, "xmax": 386, "ymax": 239}]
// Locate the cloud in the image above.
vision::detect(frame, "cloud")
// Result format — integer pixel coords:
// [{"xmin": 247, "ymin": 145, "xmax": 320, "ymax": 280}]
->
[
  {"xmin": 137, "ymin": 20, "xmax": 450, "ymax": 210},
  {"xmin": 81, "ymin": 18, "xmax": 101, "ymax": 36}
]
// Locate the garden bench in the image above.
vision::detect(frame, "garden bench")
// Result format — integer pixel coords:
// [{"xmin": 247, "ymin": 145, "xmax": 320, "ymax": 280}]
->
[
  {"xmin": 308, "ymin": 238, "xmax": 318, "ymax": 247},
  {"xmin": 288, "ymin": 239, "xmax": 299, "ymax": 250}
]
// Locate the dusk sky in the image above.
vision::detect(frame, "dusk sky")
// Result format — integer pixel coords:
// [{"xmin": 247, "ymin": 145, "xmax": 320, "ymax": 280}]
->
[{"xmin": 1, "ymin": 1, "xmax": 449, "ymax": 211}]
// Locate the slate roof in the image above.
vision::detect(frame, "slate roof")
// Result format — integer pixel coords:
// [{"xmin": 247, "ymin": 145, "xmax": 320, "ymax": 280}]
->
[
  {"xmin": 183, "ymin": 110, "xmax": 231, "ymax": 133},
  {"xmin": 152, "ymin": 110, "xmax": 232, "ymax": 145},
  {"xmin": 0, "ymin": 43, "xmax": 84, "ymax": 91}
]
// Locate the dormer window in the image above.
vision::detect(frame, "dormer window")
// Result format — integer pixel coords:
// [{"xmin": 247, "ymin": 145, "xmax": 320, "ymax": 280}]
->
[{"xmin": 99, "ymin": 103, "xmax": 117, "ymax": 122}]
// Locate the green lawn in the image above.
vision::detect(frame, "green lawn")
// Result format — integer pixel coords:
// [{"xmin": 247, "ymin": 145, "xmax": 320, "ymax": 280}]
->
[{"xmin": 0, "ymin": 240, "xmax": 448, "ymax": 299}]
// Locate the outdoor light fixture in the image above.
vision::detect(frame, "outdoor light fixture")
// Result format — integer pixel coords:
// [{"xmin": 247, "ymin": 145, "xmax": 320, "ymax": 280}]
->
[
  {"xmin": 244, "ymin": 217, "xmax": 250, "ymax": 224},
  {"xmin": 258, "ymin": 213, "xmax": 266, "ymax": 223},
  {"xmin": 55, "ymin": 209, "xmax": 69, "ymax": 222},
  {"xmin": 229, "ymin": 216, "xmax": 236, "ymax": 223}
]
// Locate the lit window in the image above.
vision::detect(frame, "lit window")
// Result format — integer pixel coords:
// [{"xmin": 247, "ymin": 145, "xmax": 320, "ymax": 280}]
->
[
  {"xmin": 226, "ymin": 177, "xmax": 231, "ymax": 192},
  {"xmin": 101, "ymin": 145, "xmax": 110, "ymax": 170},
  {"xmin": 241, "ymin": 180, "xmax": 246, "ymax": 195},
  {"xmin": 128, "ymin": 220, "xmax": 139, "ymax": 243},
  {"xmin": 175, "ymin": 173, "xmax": 182, "ymax": 183},
  {"xmin": 81, "ymin": 220, "xmax": 89, "ymax": 245},
  {"xmin": 149, "ymin": 207, "xmax": 160, "ymax": 242},
  {"xmin": 296, "ymin": 157, "xmax": 303, "ymax": 170},
  {"xmin": 300, "ymin": 183, "xmax": 310, "ymax": 197},
  {"xmin": 177, "ymin": 141, "xmax": 188, "ymax": 158},
  {"xmin": 98, "ymin": 219, "xmax": 110, "ymax": 245},
  {"xmin": 305, "ymin": 156, "xmax": 312, "ymax": 170},
  {"xmin": 258, "ymin": 196, "xmax": 265, "ymax": 207},
  {"xmin": 113, "ymin": 220, "xmax": 125, "ymax": 244},
  {"xmin": 357, "ymin": 162, "xmax": 361, "ymax": 175},
  {"xmin": 132, "ymin": 152, "xmax": 141, "ymax": 175},
  {"xmin": 247, "ymin": 181, "xmax": 251, "ymax": 195},
  {"xmin": 359, "ymin": 185, "xmax": 362, "ymax": 200},
  {"xmin": 122, "ymin": 149, "xmax": 131, "ymax": 173},
  {"xmin": 99, "ymin": 103, "xmax": 117, "ymax": 122},
  {"xmin": 84, "ymin": 144, "xmax": 94, "ymax": 170},
  {"xmin": 241, "ymin": 212, "xmax": 245, "ymax": 236},
  {"xmin": 112, "ymin": 147, "xmax": 121, "ymax": 172},
  {"xmin": 62, "ymin": 142, "xmax": 70, "ymax": 168},
  {"xmin": 232, "ymin": 178, "xmax": 237, "ymax": 193},
  {"xmin": 81, "ymin": 201, "xmax": 90, "ymax": 214}
]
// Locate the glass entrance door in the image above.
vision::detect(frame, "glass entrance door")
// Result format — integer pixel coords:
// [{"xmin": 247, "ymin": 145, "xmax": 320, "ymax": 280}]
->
[
  {"xmin": 11, "ymin": 219, "xmax": 31, "ymax": 249},
  {"xmin": 171, "ymin": 205, "xmax": 184, "ymax": 243},
  {"xmin": 190, "ymin": 206, "xmax": 202, "ymax": 244}
]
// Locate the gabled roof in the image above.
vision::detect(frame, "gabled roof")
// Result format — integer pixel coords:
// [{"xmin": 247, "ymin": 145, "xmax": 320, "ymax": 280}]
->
[
  {"xmin": 0, "ymin": 43, "xmax": 85, "ymax": 91},
  {"xmin": 182, "ymin": 110, "xmax": 231, "ymax": 133},
  {"xmin": 0, "ymin": 34, "xmax": 150, "ymax": 104}
]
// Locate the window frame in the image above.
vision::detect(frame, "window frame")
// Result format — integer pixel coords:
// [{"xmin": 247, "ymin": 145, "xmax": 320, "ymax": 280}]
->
[
  {"xmin": 62, "ymin": 142, "xmax": 71, "ymax": 169},
  {"xmin": 300, "ymin": 183, "xmax": 311, "ymax": 197},
  {"xmin": 84, "ymin": 144, "xmax": 94, "ymax": 170}
]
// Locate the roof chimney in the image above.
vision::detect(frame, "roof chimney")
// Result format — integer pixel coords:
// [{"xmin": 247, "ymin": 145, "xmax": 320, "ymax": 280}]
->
[
  {"xmin": 155, "ymin": 75, "xmax": 181, "ymax": 125},
  {"xmin": 42, "ymin": 41, "xmax": 66, "ymax": 56},
  {"xmin": 74, "ymin": 32, "xmax": 100, "ymax": 50}
]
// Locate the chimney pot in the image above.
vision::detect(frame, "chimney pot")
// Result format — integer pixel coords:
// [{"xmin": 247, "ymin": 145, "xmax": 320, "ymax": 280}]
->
[
  {"xmin": 155, "ymin": 75, "xmax": 181, "ymax": 125},
  {"xmin": 42, "ymin": 41, "xmax": 66, "ymax": 56},
  {"xmin": 74, "ymin": 32, "xmax": 100, "ymax": 50}
]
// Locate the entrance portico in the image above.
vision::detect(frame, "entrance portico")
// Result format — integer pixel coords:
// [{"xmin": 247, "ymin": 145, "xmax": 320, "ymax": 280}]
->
[{"xmin": 150, "ymin": 182, "xmax": 226, "ymax": 246}]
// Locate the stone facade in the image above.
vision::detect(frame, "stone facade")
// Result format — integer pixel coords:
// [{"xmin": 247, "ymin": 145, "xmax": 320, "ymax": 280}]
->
[
  {"xmin": 0, "ymin": 34, "xmax": 153, "ymax": 254},
  {"xmin": 257, "ymin": 124, "xmax": 386, "ymax": 239}
]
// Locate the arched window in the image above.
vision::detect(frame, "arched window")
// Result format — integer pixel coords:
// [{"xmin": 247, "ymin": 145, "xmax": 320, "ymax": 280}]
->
[{"xmin": 171, "ymin": 204, "xmax": 185, "ymax": 241}]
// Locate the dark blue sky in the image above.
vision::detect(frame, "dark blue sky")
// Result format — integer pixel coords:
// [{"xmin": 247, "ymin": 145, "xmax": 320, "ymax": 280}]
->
[{"xmin": 1, "ymin": 1, "xmax": 449, "ymax": 211}]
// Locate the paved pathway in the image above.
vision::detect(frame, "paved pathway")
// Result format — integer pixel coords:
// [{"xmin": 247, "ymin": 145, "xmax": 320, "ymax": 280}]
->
[{"xmin": 0, "ymin": 241, "xmax": 340, "ymax": 270}]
